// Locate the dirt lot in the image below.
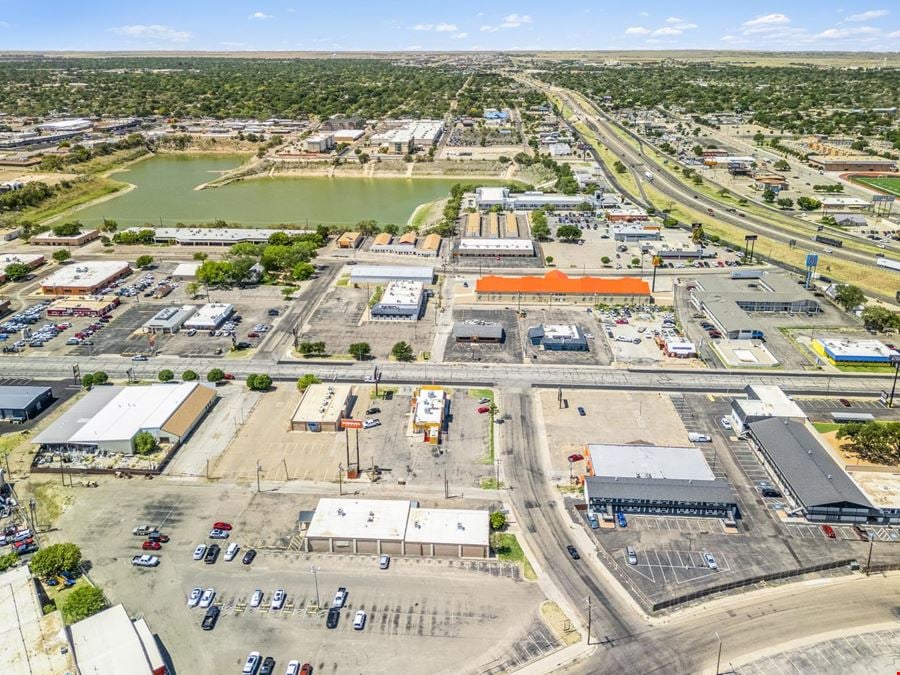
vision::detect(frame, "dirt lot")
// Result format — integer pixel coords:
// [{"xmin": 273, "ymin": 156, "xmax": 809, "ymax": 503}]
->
[
  {"xmin": 538, "ymin": 389, "xmax": 690, "ymax": 476},
  {"xmin": 300, "ymin": 282, "xmax": 437, "ymax": 360},
  {"xmin": 211, "ymin": 385, "xmax": 495, "ymax": 489}
]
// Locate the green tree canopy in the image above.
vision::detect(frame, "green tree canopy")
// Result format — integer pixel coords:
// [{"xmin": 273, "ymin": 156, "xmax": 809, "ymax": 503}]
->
[
  {"xmin": 834, "ymin": 285, "xmax": 865, "ymax": 312},
  {"xmin": 489, "ymin": 511, "xmax": 507, "ymax": 530},
  {"xmin": 837, "ymin": 422, "xmax": 900, "ymax": 465},
  {"xmin": 52, "ymin": 221, "xmax": 82, "ymax": 237},
  {"xmin": 182, "ymin": 370, "xmax": 199, "ymax": 381},
  {"xmin": 133, "ymin": 431, "xmax": 157, "ymax": 455},
  {"xmin": 158, "ymin": 369, "xmax": 174, "ymax": 382},
  {"xmin": 246, "ymin": 373, "xmax": 273, "ymax": 391},
  {"xmin": 61, "ymin": 585, "xmax": 107, "ymax": 624},
  {"xmin": 4, "ymin": 263, "xmax": 30, "ymax": 281},
  {"xmin": 556, "ymin": 225, "xmax": 582, "ymax": 241},
  {"xmin": 296, "ymin": 374, "xmax": 322, "ymax": 391},
  {"xmin": 29, "ymin": 543, "xmax": 82, "ymax": 578},
  {"xmin": 861, "ymin": 306, "xmax": 900, "ymax": 332},
  {"xmin": 207, "ymin": 368, "xmax": 225, "ymax": 383},
  {"xmin": 52, "ymin": 249, "xmax": 72, "ymax": 263},
  {"xmin": 135, "ymin": 255, "xmax": 154, "ymax": 269},
  {"xmin": 391, "ymin": 341, "xmax": 415, "ymax": 362},
  {"xmin": 91, "ymin": 371, "xmax": 108, "ymax": 385},
  {"xmin": 349, "ymin": 342, "xmax": 372, "ymax": 360}
]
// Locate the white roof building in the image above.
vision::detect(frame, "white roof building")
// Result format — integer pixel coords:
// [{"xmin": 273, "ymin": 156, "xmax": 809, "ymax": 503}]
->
[
  {"xmin": 172, "ymin": 262, "xmax": 200, "ymax": 278},
  {"xmin": 414, "ymin": 387, "xmax": 446, "ymax": 427},
  {"xmin": 70, "ymin": 604, "xmax": 166, "ymax": 675},
  {"xmin": 349, "ymin": 265, "xmax": 434, "ymax": 284},
  {"xmin": 140, "ymin": 227, "xmax": 309, "ymax": 246},
  {"xmin": 183, "ymin": 303, "xmax": 234, "ymax": 330},
  {"xmin": 405, "ymin": 507, "xmax": 490, "ymax": 548},
  {"xmin": 37, "ymin": 118, "xmax": 92, "ymax": 132},
  {"xmin": 40, "ymin": 261, "xmax": 131, "ymax": 293},
  {"xmin": 0, "ymin": 253, "xmax": 44, "ymax": 268},
  {"xmin": 306, "ymin": 498, "xmax": 412, "ymax": 542},
  {"xmin": 821, "ymin": 197, "xmax": 870, "ymax": 209},
  {"xmin": 458, "ymin": 238, "xmax": 535, "ymax": 255},
  {"xmin": 143, "ymin": 305, "xmax": 197, "ymax": 333},
  {"xmin": 731, "ymin": 384, "xmax": 807, "ymax": 433},
  {"xmin": 587, "ymin": 444, "xmax": 715, "ymax": 481},
  {"xmin": 290, "ymin": 383, "xmax": 353, "ymax": 431}
]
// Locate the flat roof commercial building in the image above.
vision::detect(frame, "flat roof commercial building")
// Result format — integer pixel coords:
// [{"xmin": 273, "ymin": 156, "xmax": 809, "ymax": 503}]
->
[
  {"xmin": 143, "ymin": 227, "xmax": 308, "ymax": 246},
  {"xmin": 820, "ymin": 197, "xmax": 870, "ymax": 210},
  {"xmin": 610, "ymin": 224, "xmax": 660, "ymax": 241},
  {"xmin": 474, "ymin": 187, "xmax": 590, "ymax": 211},
  {"xmin": 476, "ymin": 270, "xmax": 651, "ymax": 306},
  {"xmin": 457, "ymin": 238, "xmax": 535, "ymax": 257},
  {"xmin": 69, "ymin": 603, "xmax": 168, "ymax": 675},
  {"xmin": 370, "ymin": 280, "xmax": 425, "ymax": 321},
  {"xmin": 337, "ymin": 231, "xmax": 362, "ymax": 249},
  {"xmin": 183, "ymin": 303, "xmax": 234, "ymax": 331},
  {"xmin": 587, "ymin": 443, "xmax": 715, "ymax": 481},
  {"xmin": 527, "ymin": 324, "xmax": 588, "ymax": 351},
  {"xmin": 30, "ymin": 229, "xmax": 100, "ymax": 247},
  {"xmin": 808, "ymin": 156, "xmax": 896, "ymax": 172},
  {"xmin": 46, "ymin": 296, "xmax": 120, "ymax": 317},
  {"xmin": 812, "ymin": 338, "xmax": 899, "ymax": 364},
  {"xmin": 40, "ymin": 261, "xmax": 131, "ymax": 296},
  {"xmin": 349, "ymin": 265, "xmax": 434, "ymax": 285},
  {"xmin": 690, "ymin": 272, "xmax": 820, "ymax": 339},
  {"xmin": 0, "ymin": 253, "xmax": 45, "ymax": 274},
  {"xmin": 303, "ymin": 498, "xmax": 488, "ymax": 559},
  {"xmin": 0, "ymin": 385, "xmax": 53, "ymax": 423},
  {"xmin": 143, "ymin": 305, "xmax": 198, "ymax": 334},
  {"xmin": 33, "ymin": 382, "xmax": 216, "ymax": 455},
  {"xmin": 411, "ymin": 386, "xmax": 446, "ymax": 445},
  {"xmin": 172, "ymin": 262, "xmax": 200, "ymax": 278},
  {"xmin": 290, "ymin": 383, "xmax": 353, "ymax": 432},
  {"xmin": 452, "ymin": 322, "xmax": 504, "ymax": 343},
  {"xmin": 748, "ymin": 418, "xmax": 880, "ymax": 524},
  {"xmin": 730, "ymin": 385, "xmax": 807, "ymax": 434}
]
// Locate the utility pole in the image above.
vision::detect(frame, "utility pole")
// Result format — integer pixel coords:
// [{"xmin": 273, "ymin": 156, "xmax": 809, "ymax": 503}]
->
[
  {"xmin": 444, "ymin": 468, "xmax": 449, "ymax": 499},
  {"xmin": 338, "ymin": 463, "xmax": 343, "ymax": 496},
  {"xmin": 888, "ymin": 355, "xmax": 900, "ymax": 408},
  {"xmin": 309, "ymin": 565, "xmax": 321, "ymax": 608},
  {"xmin": 205, "ymin": 459, "xmax": 209, "ymax": 480},
  {"xmin": 345, "ymin": 428, "xmax": 350, "ymax": 470},
  {"xmin": 865, "ymin": 538, "xmax": 874, "ymax": 576},
  {"xmin": 355, "ymin": 429, "xmax": 360, "ymax": 475},
  {"xmin": 282, "ymin": 458, "xmax": 289, "ymax": 481},
  {"xmin": 256, "ymin": 461, "xmax": 261, "ymax": 493},
  {"xmin": 715, "ymin": 632, "xmax": 722, "ymax": 675},
  {"xmin": 587, "ymin": 596, "xmax": 592, "ymax": 645}
]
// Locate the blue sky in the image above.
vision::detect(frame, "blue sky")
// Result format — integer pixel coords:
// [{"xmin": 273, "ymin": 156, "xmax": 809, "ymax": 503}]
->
[{"xmin": 2, "ymin": 1, "xmax": 899, "ymax": 51}]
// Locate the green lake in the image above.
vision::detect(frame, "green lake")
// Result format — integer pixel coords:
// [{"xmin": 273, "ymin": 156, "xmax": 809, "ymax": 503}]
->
[{"xmin": 71, "ymin": 155, "xmax": 474, "ymax": 227}]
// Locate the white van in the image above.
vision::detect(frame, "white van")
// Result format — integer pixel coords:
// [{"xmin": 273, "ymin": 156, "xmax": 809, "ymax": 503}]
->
[
  {"xmin": 688, "ymin": 432, "xmax": 711, "ymax": 443},
  {"xmin": 224, "ymin": 542, "xmax": 240, "ymax": 562}
]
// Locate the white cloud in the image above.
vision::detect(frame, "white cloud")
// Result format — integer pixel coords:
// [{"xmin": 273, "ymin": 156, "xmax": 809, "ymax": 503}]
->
[
  {"xmin": 412, "ymin": 23, "xmax": 433, "ymax": 31},
  {"xmin": 814, "ymin": 25, "xmax": 880, "ymax": 39},
  {"xmin": 665, "ymin": 16, "xmax": 684, "ymax": 24},
  {"xmin": 625, "ymin": 26, "xmax": 650, "ymax": 35},
  {"xmin": 888, "ymin": 29, "xmax": 900, "ymax": 38},
  {"xmin": 111, "ymin": 24, "xmax": 192, "ymax": 43},
  {"xmin": 742, "ymin": 13, "xmax": 791, "ymax": 28},
  {"xmin": 652, "ymin": 26, "xmax": 684, "ymax": 36},
  {"xmin": 639, "ymin": 11, "xmax": 649, "ymax": 17},
  {"xmin": 435, "ymin": 22, "xmax": 458, "ymax": 32},
  {"xmin": 480, "ymin": 24, "xmax": 497, "ymax": 32},
  {"xmin": 452, "ymin": 32, "xmax": 468, "ymax": 39},
  {"xmin": 846, "ymin": 9, "xmax": 889, "ymax": 21},
  {"xmin": 249, "ymin": 12, "xmax": 273, "ymax": 20},
  {"xmin": 501, "ymin": 13, "xmax": 532, "ymax": 28}
]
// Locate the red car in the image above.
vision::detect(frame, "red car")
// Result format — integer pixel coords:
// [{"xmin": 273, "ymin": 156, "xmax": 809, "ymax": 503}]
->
[
  {"xmin": 821, "ymin": 525, "xmax": 836, "ymax": 539},
  {"xmin": 247, "ymin": 332, "xmax": 260, "ymax": 338},
  {"xmin": 615, "ymin": 318, "xmax": 629, "ymax": 325},
  {"xmin": 838, "ymin": 399, "xmax": 851, "ymax": 408},
  {"xmin": 223, "ymin": 373, "xmax": 235, "ymax": 381},
  {"xmin": 567, "ymin": 453, "xmax": 584, "ymax": 463},
  {"xmin": 477, "ymin": 406, "xmax": 490, "ymax": 414},
  {"xmin": 212, "ymin": 522, "xmax": 233, "ymax": 531},
  {"xmin": 142, "ymin": 540, "xmax": 162, "ymax": 550}
]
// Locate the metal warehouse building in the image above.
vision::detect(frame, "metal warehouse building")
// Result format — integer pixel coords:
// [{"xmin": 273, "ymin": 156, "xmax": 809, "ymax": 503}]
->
[
  {"xmin": 812, "ymin": 338, "xmax": 899, "ymax": 365},
  {"xmin": 0, "ymin": 385, "xmax": 53, "ymax": 423},
  {"xmin": 349, "ymin": 265, "xmax": 434, "ymax": 285},
  {"xmin": 747, "ymin": 418, "xmax": 882, "ymax": 524},
  {"xmin": 303, "ymin": 498, "xmax": 489, "ymax": 558},
  {"xmin": 452, "ymin": 322, "xmax": 504, "ymax": 343}
]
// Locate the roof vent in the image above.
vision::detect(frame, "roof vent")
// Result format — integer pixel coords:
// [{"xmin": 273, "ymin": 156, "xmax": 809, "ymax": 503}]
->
[
  {"xmin": 337, "ymin": 507, "xmax": 345, "ymax": 516},
  {"xmin": 457, "ymin": 522, "xmax": 465, "ymax": 530}
]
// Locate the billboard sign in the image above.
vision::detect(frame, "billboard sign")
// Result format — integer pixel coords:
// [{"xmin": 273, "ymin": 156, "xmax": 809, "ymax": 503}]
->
[
  {"xmin": 806, "ymin": 254, "xmax": 819, "ymax": 267},
  {"xmin": 341, "ymin": 419, "xmax": 363, "ymax": 429},
  {"xmin": 872, "ymin": 195, "xmax": 895, "ymax": 203}
]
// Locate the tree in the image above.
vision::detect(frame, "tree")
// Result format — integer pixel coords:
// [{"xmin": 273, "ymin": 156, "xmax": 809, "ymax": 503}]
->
[
  {"xmin": 773, "ymin": 159, "xmax": 790, "ymax": 171},
  {"xmin": 530, "ymin": 209, "xmax": 551, "ymax": 240},
  {"xmin": 4, "ymin": 263, "xmax": 30, "ymax": 281},
  {"xmin": 762, "ymin": 189, "xmax": 776, "ymax": 203},
  {"xmin": 753, "ymin": 132, "xmax": 765, "ymax": 145},
  {"xmin": 29, "ymin": 543, "xmax": 82, "ymax": 578},
  {"xmin": 52, "ymin": 249, "xmax": 71, "ymax": 263},
  {"xmin": 135, "ymin": 255, "xmax": 154, "ymax": 269},
  {"xmin": 349, "ymin": 342, "xmax": 372, "ymax": 360},
  {"xmin": 298, "ymin": 341, "xmax": 326, "ymax": 357},
  {"xmin": 52, "ymin": 222, "xmax": 82, "ymax": 237},
  {"xmin": 91, "ymin": 371, "xmax": 108, "ymax": 385},
  {"xmin": 296, "ymin": 374, "xmax": 321, "ymax": 391},
  {"xmin": 80, "ymin": 373, "xmax": 94, "ymax": 390},
  {"xmin": 61, "ymin": 586, "xmax": 107, "ymax": 624},
  {"xmin": 834, "ymin": 285, "xmax": 865, "ymax": 312},
  {"xmin": 601, "ymin": 256, "xmax": 611, "ymax": 266},
  {"xmin": 691, "ymin": 225, "xmax": 705, "ymax": 244},
  {"xmin": 691, "ymin": 145, "xmax": 703, "ymax": 156},
  {"xmin": 797, "ymin": 196, "xmax": 822, "ymax": 211},
  {"xmin": 631, "ymin": 257, "xmax": 640, "ymax": 267},
  {"xmin": 133, "ymin": 431, "xmax": 158, "ymax": 455},
  {"xmin": 100, "ymin": 218, "xmax": 118, "ymax": 233},
  {"xmin": 158, "ymin": 369, "xmax": 174, "ymax": 382},
  {"xmin": 545, "ymin": 255, "xmax": 554, "ymax": 265},
  {"xmin": 489, "ymin": 511, "xmax": 507, "ymax": 530},
  {"xmin": 613, "ymin": 160, "xmax": 627, "ymax": 174},
  {"xmin": 185, "ymin": 281, "xmax": 201, "ymax": 298},
  {"xmin": 837, "ymin": 422, "xmax": 900, "ymax": 465},
  {"xmin": 291, "ymin": 262, "xmax": 315, "ymax": 281},
  {"xmin": 861, "ymin": 306, "xmax": 900, "ymax": 332},
  {"xmin": 246, "ymin": 373, "xmax": 272, "ymax": 391},
  {"xmin": 776, "ymin": 197, "xmax": 794, "ymax": 209},
  {"xmin": 556, "ymin": 225, "xmax": 582, "ymax": 241},
  {"xmin": 207, "ymin": 368, "xmax": 225, "ymax": 384},
  {"xmin": 391, "ymin": 341, "xmax": 415, "ymax": 362},
  {"xmin": 182, "ymin": 370, "xmax": 198, "ymax": 381},
  {"xmin": 356, "ymin": 219, "xmax": 379, "ymax": 236},
  {"xmin": 192, "ymin": 251, "xmax": 208, "ymax": 261}
]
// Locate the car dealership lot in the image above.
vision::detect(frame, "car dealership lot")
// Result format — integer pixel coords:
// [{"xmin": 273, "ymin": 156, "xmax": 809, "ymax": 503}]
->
[{"xmin": 51, "ymin": 480, "xmax": 545, "ymax": 675}]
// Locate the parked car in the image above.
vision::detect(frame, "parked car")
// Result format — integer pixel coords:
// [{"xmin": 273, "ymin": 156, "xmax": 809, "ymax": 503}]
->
[
  {"xmin": 260, "ymin": 657, "xmax": 276, "ymax": 675},
  {"xmin": 142, "ymin": 540, "xmax": 161, "ymax": 551},
  {"xmin": 212, "ymin": 521, "xmax": 233, "ymax": 531},
  {"xmin": 821, "ymin": 525, "xmax": 836, "ymax": 539},
  {"xmin": 192, "ymin": 544, "xmax": 207, "ymax": 561},
  {"xmin": 271, "ymin": 589, "xmax": 286, "ymax": 610},
  {"xmin": 187, "ymin": 587, "xmax": 202, "ymax": 608},
  {"xmin": 204, "ymin": 544, "xmax": 220, "ymax": 564},
  {"xmin": 208, "ymin": 528, "xmax": 229, "ymax": 539},
  {"xmin": 838, "ymin": 398, "xmax": 851, "ymax": 407},
  {"xmin": 353, "ymin": 610, "xmax": 367, "ymax": 630},
  {"xmin": 577, "ymin": 406, "xmax": 586, "ymax": 417},
  {"xmin": 201, "ymin": 605, "xmax": 220, "ymax": 630},
  {"xmin": 853, "ymin": 525, "xmax": 870, "ymax": 542},
  {"xmin": 131, "ymin": 354, "xmax": 148, "ymax": 362},
  {"xmin": 147, "ymin": 531, "xmax": 169, "ymax": 543},
  {"xmin": 626, "ymin": 546, "xmax": 638, "ymax": 565},
  {"xmin": 703, "ymin": 552, "xmax": 718, "ymax": 570},
  {"xmin": 566, "ymin": 545, "xmax": 580, "ymax": 560},
  {"xmin": 363, "ymin": 419, "xmax": 381, "ymax": 429},
  {"xmin": 285, "ymin": 661, "xmax": 301, "ymax": 675},
  {"xmin": 332, "ymin": 586, "xmax": 347, "ymax": 608},
  {"xmin": 567, "ymin": 453, "xmax": 584, "ymax": 463},
  {"xmin": 242, "ymin": 549, "xmax": 257, "ymax": 565},
  {"xmin": 616, "ymin": 512, "xmax": 628, "ymax": 528},
  {"xmin": 224, "ymin": 542, "xmax": 239, "ymax": 561},
  {"xmin": 223, "ymin": 373, "xmax": 235, "ymax": 380},
  {"xmin": 477, "ymin": 406, "xmax": 490, "ymax": 414},
  {"xmin": 299, "ymin": 665, "xmax": 312, "ymax": 675},
  {"xmin": 250, "ymin": 589, "xmax": 263, "ymax": 608},
  {"xmin": 326, "ymin": 608, "xmax": 340, "ymax": 629},
  {"xmin": 365, "ymin": 407, "xmax": 381, "ymax": 415},
  {"xmin": 720, "ymin": 417, "xmax": 733, "ymax": 431},
  {"xmin": 199, "ymin": 588, "xmax": 215, "ymax": 608},
  {"xmin": 379, "ymin": 554, "xmax": 391, "ymax": 569},
  {"xmin": 131, "ymin": 554, "xmax": 159, "ymax": 567},
  {"xmin": 242, "ymin": 651, "xmax": 262, "ymax": 675},
  {"xmin": 688, "ymin": 432, "xmax": 711, "ymax": 443},
  {"xmin": 132, "ymin": 525, "xmax": 154, "ymax": 536}
]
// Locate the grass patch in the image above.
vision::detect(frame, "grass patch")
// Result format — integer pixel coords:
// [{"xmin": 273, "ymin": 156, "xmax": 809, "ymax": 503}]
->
[
  {"xmin": 335, "ymin": 275, "xmax": 350, "ymax": 287},
  {"xmin": 853, "ymin": 175, "xmax": 900, "ymax": 197},
  {"xmin": 0, "ymin": 177, "xmax": 124, "ymax": 228},
  {"xmin": 41, "ymin": 575, "xmax": 90, "ymax": 607},
  {"xmin": 491, "ymin": 533, "xmax": 536, "ymax": 580},
  {"xmin": 813, "ymin": 422, "xmax": 842, "ymax": 433},
  {"xmin": 367, "ymin": 285, "xmax": 384, "ymax": 308},
  {"xmin": 480, "ymin": 476, "xmax": 504, "ymax": 489},
  {"xmin": 469, "ymin": 388, "xmax": 494, "ymax": 401},
  {"xmin": 0, "ymin": 432, "xmax": 27, "ymax": 460},
  {"xmin": 832, "ymin": 362, "xmax": 894, "ymax": 373},
  {"xmin": 31, "ymin": 481, "xmax": 75, "ymax": 527}
]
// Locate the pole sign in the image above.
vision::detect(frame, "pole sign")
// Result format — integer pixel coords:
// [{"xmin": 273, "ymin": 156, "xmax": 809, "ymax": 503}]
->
[
  {"xmin": 341, "ymin": 419, "xmax": 363, "ymax": 430},
  {"xmin": 806, "ymin": 254, "xmax": 819, "ymax": 267}
]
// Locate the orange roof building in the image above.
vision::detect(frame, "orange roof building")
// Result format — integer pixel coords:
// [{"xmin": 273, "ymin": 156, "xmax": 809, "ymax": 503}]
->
[{"xmin": 476, "ymin": 270, "xmax": 651, "ymax": 305}]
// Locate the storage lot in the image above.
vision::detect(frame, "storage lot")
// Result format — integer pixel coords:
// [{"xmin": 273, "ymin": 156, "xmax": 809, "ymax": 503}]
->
[{"xmin": 52, "ymin": 480, "xmax": 547, "ymax": 675}]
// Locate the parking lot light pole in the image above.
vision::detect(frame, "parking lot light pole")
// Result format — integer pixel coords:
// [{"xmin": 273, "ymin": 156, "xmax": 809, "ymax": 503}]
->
[
  {"xmin": 309, "ymin": 565, "xmax": 321, "ymax": 608},
  {"xmin": 256, "ymin": 461, "xmax": 261, "ymax": 493},
  {"xmin": 715, "ymin": 632, "xmax": 723, "ymax": 675}
]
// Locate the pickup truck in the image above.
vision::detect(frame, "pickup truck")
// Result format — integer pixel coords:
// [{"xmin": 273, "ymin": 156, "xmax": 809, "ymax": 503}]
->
[
  {"xmin": 132, "ymin": 525, "xmax": 154, "ymax": 536},
  {"xmin": 332, "ymin": 586, "xmax": 348, "ymax": 608}
]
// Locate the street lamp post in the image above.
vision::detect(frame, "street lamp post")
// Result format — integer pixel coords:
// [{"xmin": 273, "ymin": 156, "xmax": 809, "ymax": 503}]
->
[
  {"xmin": 714, "ymin": 632, "xmax": 723, "ymax": 675},
  {"xmin": 888, "ymin": 355, "xmax": 900, "ymax": 408},
  {"xmin": 309, "ymin": 565, "xmax": 321, "ymax": 608}
]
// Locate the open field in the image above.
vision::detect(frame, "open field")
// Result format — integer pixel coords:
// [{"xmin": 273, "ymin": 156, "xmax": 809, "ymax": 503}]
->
[{"xmin": 852, "ymin": 175, "xmax": 900, "ymax": 198}]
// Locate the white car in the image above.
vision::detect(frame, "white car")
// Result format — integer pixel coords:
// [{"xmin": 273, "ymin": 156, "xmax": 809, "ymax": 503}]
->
[
  {"xmin": 285, "ymin": 661, "xmax": 300, "ymax": 675},
  {"xmin": 363, "ymin": 418, "xmax": 381, "ymax": 429},
  {"xmin": 353, "ymin": 610, "xmax": 367, "ymax": 630},
  {"xmin": 271, "ymin": 588, "xmax": 286, "ymax": 610},
  {"xmin": 131, "ymin": 554, "xmax": 159, "ymax": 567},
  {"xmin": 242, "ymin": 652, "xmax": 261, "ymax": 675},
  {"xmin": 187, "ymin": 587, "xmax": 202, "ymax": 608},
  {"xmin": 208, "ymin": 528, "xmax": 229, "ymax": 539},
  {"xmin": 364, "ymin": 375, "xmax": 376, "ymax": 383},
  {"xmin": 224, "ymin": 542, "xmax": 240, "ymax": 562},
  {"xmin": 192, "ymin": 544, "xmax": 207, "ymax": 561},
  {"xmin": 250, "ymin": 589, "xmax": 263, "ymax": 608},
  {"xmin": 703, "ymin": 552, "xmax": 719, "ymax": 570},
  {"xmin": 720, "ymin": 417, "xmax": 733, "ymax": 431},
  {"xmin": 332, "ymin": 586, "xmax": 347, "ymax": 608},
  {"xmin": 199, "ymin": 588, "xmax": 215, "ymax": 608}
]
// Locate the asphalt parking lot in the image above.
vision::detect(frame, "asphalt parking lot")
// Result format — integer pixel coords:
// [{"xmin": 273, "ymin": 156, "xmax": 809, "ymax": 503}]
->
[
  {"xmin": 52, "ymin": 480, "xmax": 547, "ymax": 675},
  {"xmin": 70, "ymin": 304, "xmax": 162, "ymax": 357},
  {"xmin": 444, "ymin": 308, "xmax": 523, "ymax": 364},
  {"xmin": 0, "ymin": 377, "xmax": 80, "ymax": 434}
]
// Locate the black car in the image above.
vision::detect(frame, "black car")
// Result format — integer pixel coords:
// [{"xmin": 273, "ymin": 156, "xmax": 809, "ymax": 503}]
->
[
  {"xmin": 201, "ymin": 606, "xmax": 220, "ymax": 631},
  {"xmin": 260, "ymin": 657, "xmax": 276, "ymax": 675},
  {"xmin": 760, "ymin": 488, "xmax": 782, "ymax": 498},
  {"xmin": 577, "ymin": 407, "xmax": 586, "ymax": 417},
  {"xmin": 566, "ymin": 545, "xmax": 580, "ymax": 560},
  {"xmin": 242, "ymin": 549, "xmax": 257, "ymax": 565},
  {"xmin": 205, "ymin": 544, "xmax": 220, "ymax": 564},
  {"xmin": 326, "ymin": 608, "xmax": 340, "ymax": 629},
  {"xmin": 365, "ymin": 407, "xmax": 381, "ymax": 415}
]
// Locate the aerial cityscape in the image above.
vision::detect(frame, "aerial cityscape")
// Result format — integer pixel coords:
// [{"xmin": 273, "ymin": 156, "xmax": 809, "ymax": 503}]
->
[{"xmin": 1, "ymin": 3, "xmax": 900, "ymax": 675}]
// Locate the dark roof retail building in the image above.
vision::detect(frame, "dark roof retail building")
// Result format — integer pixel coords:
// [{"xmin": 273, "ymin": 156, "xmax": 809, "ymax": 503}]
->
[
  {"xmin": 452, "ymin": 322, "xmax": 504, "ymax": 343},
  {"xmin": 0, "ymin": 385, "xmax": 53, "ymax": 423}
]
